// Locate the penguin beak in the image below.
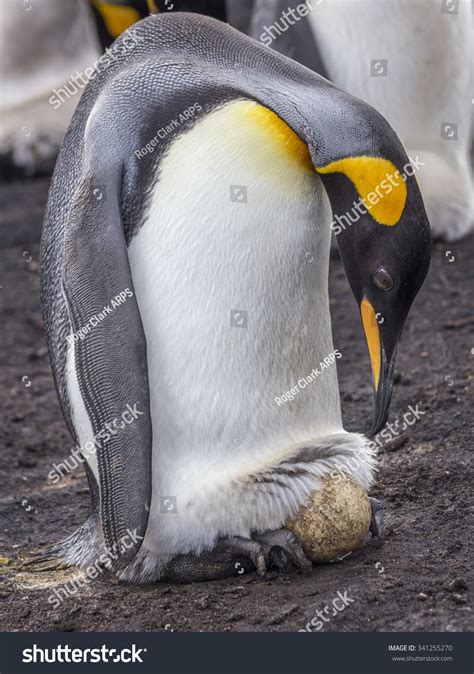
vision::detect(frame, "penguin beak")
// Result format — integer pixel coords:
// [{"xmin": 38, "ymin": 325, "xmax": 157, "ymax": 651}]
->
[
  {"xmin": 360, "ymin": 298, "xmax": 397, "ymax": 435},
  {"xmin": 371, "ymin": 346, "xmax": 397, "ymax": 436}
]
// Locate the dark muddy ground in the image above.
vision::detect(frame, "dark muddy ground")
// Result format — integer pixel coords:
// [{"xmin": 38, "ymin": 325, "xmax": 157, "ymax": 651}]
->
[{"xmin": 0, "ymin": 177, "xmax": 472, "ymax": 633}]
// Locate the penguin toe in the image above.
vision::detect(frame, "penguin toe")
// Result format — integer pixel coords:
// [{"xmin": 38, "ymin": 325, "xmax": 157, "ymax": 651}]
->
[
  {"xmin": 253, "ymin": 529, "xmax": 312, "ymax": 574},
  {"xmin": 220, "ymin": 536, "xmax": 268, "ymax": 577}
]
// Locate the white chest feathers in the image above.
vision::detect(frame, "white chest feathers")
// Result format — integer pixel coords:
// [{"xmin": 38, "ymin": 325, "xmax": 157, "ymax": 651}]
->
[{"xmin": 127, "ymin": 100, "xmax": 344, "ymax": 555}]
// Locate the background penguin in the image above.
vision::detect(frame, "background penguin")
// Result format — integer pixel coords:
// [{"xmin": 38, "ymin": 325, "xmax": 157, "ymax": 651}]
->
[
  {"xmin": 0, "ymin": 0, "xmax": 101, "ymax": 178},
  {"xmin": 89, "ymin": 0, "xmax": 227, "ymax": 48},
  {"xmin": 40, "ymin": 12, "xmax": 431, "ymax": 582},
  {"xmin": 0, "ymin": 0, "xmax": 228, "ymax": 178}
]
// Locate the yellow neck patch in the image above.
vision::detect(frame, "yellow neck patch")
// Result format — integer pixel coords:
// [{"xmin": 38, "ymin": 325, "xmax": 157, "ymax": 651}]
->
[
  {"xmin": 240, "ymin": 102, "xmax": 314, "ymax": 173},
  {"xmin": 316, "ymin": 156, "xmax": 407, "ymax": 226}
]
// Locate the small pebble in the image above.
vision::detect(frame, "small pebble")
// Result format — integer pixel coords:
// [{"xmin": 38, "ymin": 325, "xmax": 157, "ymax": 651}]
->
[
  {"xmin": 18, "ymin": 457, "xmax": 37, "ymax": 468},
  {"xmin": 196, "ymin": 596, "xmax": 210, "ymax": 610},
  {"xmin": 446, "ymin": 578, "xmax": 468, "ymax": 592},
  {"xmin": 452, "ymin": 594, "xmax": 468, "ymax": 605},
  {"xmin": 227, "ymin": 612, "xmax": 244, "ymax": 623},
  {"xmin": 268, "ymin": 604, "xmax": 299, "ymax": 625}
]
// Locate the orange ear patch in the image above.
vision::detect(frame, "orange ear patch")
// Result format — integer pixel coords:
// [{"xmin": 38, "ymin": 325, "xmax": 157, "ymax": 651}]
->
[{"xmin": 316, "ymin": 156, "xmax": 407, "ymax": 226}]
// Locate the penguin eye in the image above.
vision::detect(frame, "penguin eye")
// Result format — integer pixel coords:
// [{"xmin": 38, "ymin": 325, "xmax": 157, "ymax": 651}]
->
[{"xmin": 372, "ymin": 267, "xmax": 393, "ymax": 291}]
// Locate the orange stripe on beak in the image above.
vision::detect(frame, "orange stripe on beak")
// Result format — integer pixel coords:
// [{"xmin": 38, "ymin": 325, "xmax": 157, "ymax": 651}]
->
[{"xmin": 361, "ymin": 298, "xmax": 381, "ymax": 391}]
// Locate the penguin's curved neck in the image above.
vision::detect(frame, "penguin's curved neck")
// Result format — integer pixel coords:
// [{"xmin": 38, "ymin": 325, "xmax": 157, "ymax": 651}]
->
[{"xmin": 238, "ymin": 96, "xmax": 407, "ymax": 238}]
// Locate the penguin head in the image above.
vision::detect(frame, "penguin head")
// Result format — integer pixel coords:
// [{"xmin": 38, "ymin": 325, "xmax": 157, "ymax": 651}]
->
[{"xmin": 316, "ymin": 154, "xmax": 431, "ymax": 435}]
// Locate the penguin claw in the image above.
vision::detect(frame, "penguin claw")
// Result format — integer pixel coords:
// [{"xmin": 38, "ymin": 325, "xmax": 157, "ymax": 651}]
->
[
  {"xmin": 223, "ymin": 536, "xmax": 268, "ymax": 576},
  {"xmin": 255, "ymin": 552, "xmax": 267, "ymax": 576},
  {"xmin": 253, "ymin": 529, "xmax": 312, "ymax": 574},
  {"xmin": 369, "ymin": 497, "xmax": 385, "ymax": 540}
]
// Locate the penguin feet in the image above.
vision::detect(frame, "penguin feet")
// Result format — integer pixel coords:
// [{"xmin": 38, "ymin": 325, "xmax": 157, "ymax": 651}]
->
[
  {"xmin": 162, "ymin": 530, "xmax": 311, "ymax": 582},
  {"xmin": 163, "ymin": 536, "xmax": 267, "ymax": 582},
  {"xmin": 369, "ymin": 497, "xmax": 385, "ymax": 540}
]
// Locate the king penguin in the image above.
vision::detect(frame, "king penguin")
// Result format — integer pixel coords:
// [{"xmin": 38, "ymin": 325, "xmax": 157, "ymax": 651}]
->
[{"xmin": 40, "ymin": 12, "xmax": 431, "ymax": 582}]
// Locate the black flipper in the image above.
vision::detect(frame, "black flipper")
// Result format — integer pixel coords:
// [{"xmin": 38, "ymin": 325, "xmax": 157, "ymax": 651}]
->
[{"xmin": 60, "ymin": 154, "xmax": 151, "ymax": 570}]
